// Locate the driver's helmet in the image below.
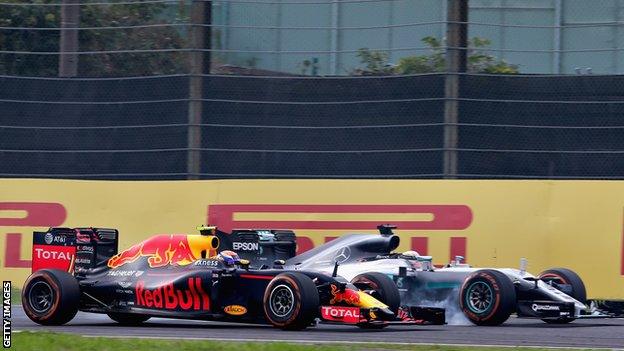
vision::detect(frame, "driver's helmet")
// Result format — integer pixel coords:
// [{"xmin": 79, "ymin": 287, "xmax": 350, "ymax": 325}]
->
[
  {"xmin": 401, "ymin": 250, "xmax": 420, "ymax": 259},
  {"xmin": 215, "ymin": 250, "xmax": 241, "ymax": 266}
]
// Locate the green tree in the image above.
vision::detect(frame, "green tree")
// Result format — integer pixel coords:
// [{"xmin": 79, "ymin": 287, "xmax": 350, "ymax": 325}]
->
[
  {"xmin": 354, "ymin": 36, "xmax": 519, "ymax": 75},
  {"xmin": 352, "ymin": 48, "xmax": 395, "ymax": 75},
  {"xmin": 0, "ymin": 0, "xmax": 188, "ymax": 76}
]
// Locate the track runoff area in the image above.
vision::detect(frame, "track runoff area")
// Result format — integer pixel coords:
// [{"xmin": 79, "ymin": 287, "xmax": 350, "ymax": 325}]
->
[{"xmin": 11, "ymin": 306, "xmax": 624, "ymax": 350}]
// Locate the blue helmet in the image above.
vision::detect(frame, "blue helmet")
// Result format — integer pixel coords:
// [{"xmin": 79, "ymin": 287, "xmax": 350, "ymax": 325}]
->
[{"xmin": 216, "ymin": 250, "xmax": 241, "ymax": 266}]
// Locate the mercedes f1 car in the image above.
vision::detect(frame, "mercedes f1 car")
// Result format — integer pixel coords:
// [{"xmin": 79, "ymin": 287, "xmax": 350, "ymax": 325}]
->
[
  {"xmin": 22, "ymin": 226, "xmax": 444, "ymax": 330},
  {"xmin": 281, "ymin": 225, "xmax": 621, "ymax": 326}
]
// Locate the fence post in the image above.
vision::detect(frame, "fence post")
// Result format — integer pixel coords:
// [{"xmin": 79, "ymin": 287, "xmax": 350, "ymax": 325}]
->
[
  {"xmin": 187, "ymin": 1, "xmax": 212, "ymax": 180},
  {"xmin": 443, "ymin": 0, "xmax": 468, "ymax": 179},
  {"xmin": 59, "ymin": 0, "xmax": 79, "ymax": 77}
]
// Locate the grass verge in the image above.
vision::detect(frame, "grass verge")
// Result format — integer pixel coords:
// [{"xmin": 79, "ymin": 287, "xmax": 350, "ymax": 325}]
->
[
  {"xmin": 11, "ymin": 287, "xmax": 21, "ymax": 305},
  {"xmin": 11, "ymin": 332, "xmax": 604, "ymax": 351}
]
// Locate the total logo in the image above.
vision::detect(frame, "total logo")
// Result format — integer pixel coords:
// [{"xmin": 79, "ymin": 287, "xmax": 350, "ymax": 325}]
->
[
  {"xmin": 135, "ymin": 277, "xmax": 210, "ymax": 311},
  {"xmin": 232, "ymin": 242, "xmax": 259, "ymax": 251},
  {"xmin": 532, "ymin": 304, "xmax": 560, "ymax": 312},
  {"xmin": 321, "ymin": 306, "xmax": 361, "ymax": 319},
  {"xmin": 34, "ymin": 248, "xmax": 73, "ymax": 261}
]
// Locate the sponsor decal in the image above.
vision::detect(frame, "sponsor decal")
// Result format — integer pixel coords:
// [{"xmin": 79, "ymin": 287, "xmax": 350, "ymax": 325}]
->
[
  {"xmin": 77, "ymin": 245, "xmax": 94, "ymax": 253},
  {"xmin": 34, "ymin": 248, "xmax": 72, "ymax": 260},
  {"xmin": 320, "ymin": 306, "xmax": 361, "ymax": 323},
  {"xmin": 118, "ymin": 281, "xmax": 132, "ymax": 289},
  {"xmin": 532, "ymin": 304, "xmax": 560, "ymax": 312},
  {"xmin": 74, "ymin": 258, "xmax": 91, "ymax": 264},
  {"xmin": 223, "ymin": 305, "xmax": 247, "ymax": 316},
  {"xmin": 232, "ymin": 242, "xmax": 259, "ymax": 251},
  {"xmin": 108, "ymin": 234, "xmax": 218, "ymax": 269},
  {"xmin": 31, "ymin": 245, "xmax": 76, "ymax": 273},
  {"xmin": 135, "ymin": 277, "xmax": 210, "ymax": 311},
  {"xmin": 334, "ymin": 246, "xmax": 351, "ymax": 263},
  {"xmin": 44, "ymin": 233, "xmax": 67, "ymax": 245},
  {"xmin": 2, "ymin": 282, "xmax": 10, "ymax": 348},
  {"xmin": 194, "ymin": 259, "xmax": 219, "ymax": 267},
  {"xmin": 107, "ymin": 270, "xmax": 143, "ymax": 277},
  {"xmin": 54, "ymin": 236, "xmax": 66, "ymax": 243},
  {"xmin": 329, "ymin": 284, "xmax": 361, "ymax": 305}
]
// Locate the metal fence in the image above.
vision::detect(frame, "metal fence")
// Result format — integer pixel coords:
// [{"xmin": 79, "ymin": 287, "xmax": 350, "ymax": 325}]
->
[{"xmin": 2, "ymin": 0, "xmax": 624, "ymax": 180}]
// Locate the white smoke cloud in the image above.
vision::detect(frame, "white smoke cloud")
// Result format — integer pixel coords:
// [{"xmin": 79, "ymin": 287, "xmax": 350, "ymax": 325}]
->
[{"xmin": 406, "ymin": 288, "xmax": 472, "ymax": 326}]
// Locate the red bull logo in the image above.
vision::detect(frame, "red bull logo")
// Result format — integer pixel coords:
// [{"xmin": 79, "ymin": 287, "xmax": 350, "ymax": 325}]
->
[
  {"xmin": 135, "ymin": 277, "xmax": 210, "ymax": 311},
  {"xmin": 108, "ymin": 234, "xmax": 219, "ymax": 269},
  {"xmin": 330, "ymin": 284, "xmax": 361, "ymax": 305}
]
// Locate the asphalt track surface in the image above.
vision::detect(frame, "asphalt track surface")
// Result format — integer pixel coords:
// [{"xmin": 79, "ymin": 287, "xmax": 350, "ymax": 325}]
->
[{"xmin": 13, "ymin": 306, "xmax": 624, "ymax": 349}]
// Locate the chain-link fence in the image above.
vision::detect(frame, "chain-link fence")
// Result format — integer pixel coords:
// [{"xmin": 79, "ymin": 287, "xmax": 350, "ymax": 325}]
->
[{"xmin": 2, "ymin": 0, "xmax": 624, "ymax": 179}]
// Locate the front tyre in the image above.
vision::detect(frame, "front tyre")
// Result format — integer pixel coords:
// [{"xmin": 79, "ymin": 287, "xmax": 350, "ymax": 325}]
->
[
  {"xmin": 263, "ymin": 272, "xmax": 319, "ymax": 330},
  {"xmin": 459, "ymin": 269, "xmax": 516, "ymax": 326},
  {"xmin": 108, "ymin": 313, "xmax": 151, "ymax": 325},
  {"xmin": 538, "ymin": 268, "xmax": 586, "ymax": 324},
  {"xmin": 22, "ymin": 269, "xmax": 80, "ymax": 325},
  {"xmin": 351, "ymin": 272, "xmax": 400, "ymax": 314}
]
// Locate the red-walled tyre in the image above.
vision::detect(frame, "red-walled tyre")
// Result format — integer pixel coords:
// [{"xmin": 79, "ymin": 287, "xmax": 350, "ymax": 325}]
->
[
  {"xmin": 263, "ymin": 272, "xmax": 319, "ymax": 330},
  {"xmin": 22, "ymin": 269, "xmax": 80, "ymax": 325},
  {"xmin": 539, "ymin": 268, "xmax": 586, "ymax": 324},
  {"xmin": 459, "ymin": 269, "xmax": 516, "ymax": 326}
]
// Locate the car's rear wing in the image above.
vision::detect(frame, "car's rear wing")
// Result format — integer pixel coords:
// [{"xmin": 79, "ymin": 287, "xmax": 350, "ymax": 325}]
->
[
  {"xmin": 32, "ymin": 227, "xmax": 118, "ymax": 275},
  {"xmin": 215, "ymin": 229, "xmax": 297, "ymax": 268}
]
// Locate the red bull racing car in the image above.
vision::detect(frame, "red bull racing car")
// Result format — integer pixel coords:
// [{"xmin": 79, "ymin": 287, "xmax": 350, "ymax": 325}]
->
[{"xmin": 22, "ymin": 226, "xmax": 445, "ymax": 330}]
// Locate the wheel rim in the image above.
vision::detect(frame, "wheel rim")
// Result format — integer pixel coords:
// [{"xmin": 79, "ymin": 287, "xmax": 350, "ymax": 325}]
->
[
  {"xmin": 269, "ymin": 284, "xmax": 295, "ymax": 317},
  {"xmin": 465, "ymin": 281, "xmax": 494, "ymax": 314},
  {"xmin": 28, "ymin": 280, "xmax": 55, "ymax": 314}
]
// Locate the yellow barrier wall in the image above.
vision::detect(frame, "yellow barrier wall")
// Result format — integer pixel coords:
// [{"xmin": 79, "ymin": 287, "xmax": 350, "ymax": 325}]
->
[{"xmin": 1, "ymin": 179, "xmax": 623, "ymax": 299}]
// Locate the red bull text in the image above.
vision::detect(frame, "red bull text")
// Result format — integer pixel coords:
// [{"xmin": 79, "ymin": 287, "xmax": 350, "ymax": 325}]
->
[{"xmin": 135, "ymin": 277, "xmax": 210, "ymax": 311}]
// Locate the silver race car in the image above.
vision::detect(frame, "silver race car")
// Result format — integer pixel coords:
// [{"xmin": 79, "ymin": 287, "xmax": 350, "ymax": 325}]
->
[{"xmin": 284, "ymin": 225, "xmax": 620, "ymax": 326}]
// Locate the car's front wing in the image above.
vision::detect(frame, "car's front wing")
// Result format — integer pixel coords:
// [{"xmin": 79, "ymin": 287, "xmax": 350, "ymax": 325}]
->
[
  {"xmin": 319, "ymin": 305, "xmax": 445, "ymax": 326},
  {"xmin": 517, "ymin": 300, "xmax": 621, "ymax": 320}
]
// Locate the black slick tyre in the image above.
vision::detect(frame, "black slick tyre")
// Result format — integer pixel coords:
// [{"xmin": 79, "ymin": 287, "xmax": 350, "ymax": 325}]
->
[
  {"xmin": 108, "ymin": 313, "xmax": 151, "ymax": 325},
  {"xmin": 459, "ymin": 269, "xmax": 516, "ymax": 326},
  {"xmin": 263, "ymin": 272, "xmax": 319, "ymax": 330},
  {"xmin": 22, "ymin": 269, "xmax": 80, "ymax": 326},
  {"xmin": 351, "ymin": 272, "xmax": 400, "ymax": 314},
  {"xmin": 538, "ymin": 268, "xmax": 586, "ymax": 324}
]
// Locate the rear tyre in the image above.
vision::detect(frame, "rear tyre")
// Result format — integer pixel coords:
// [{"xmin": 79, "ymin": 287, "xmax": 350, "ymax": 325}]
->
[
  {"xmin": 108, "ymin": 313, "xmax": 151, "ymax": 325},
  {"xmin": 459, "ymin": 269, "xmax": 516, "ymax": 326},
  {"xmin": 538, "ymin": 268, "xmax": 586, "ymax": 324},
  {"xmin": 351, "ymin": 272, "xmax": 401, "ymax": 314},
  {"xmin": 263, "ymin": 272, "xmax": 319, "ymax": 330},
  {"xmin": 22, "ymin": 269, "xmax": 80, "ymax": 325}
]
